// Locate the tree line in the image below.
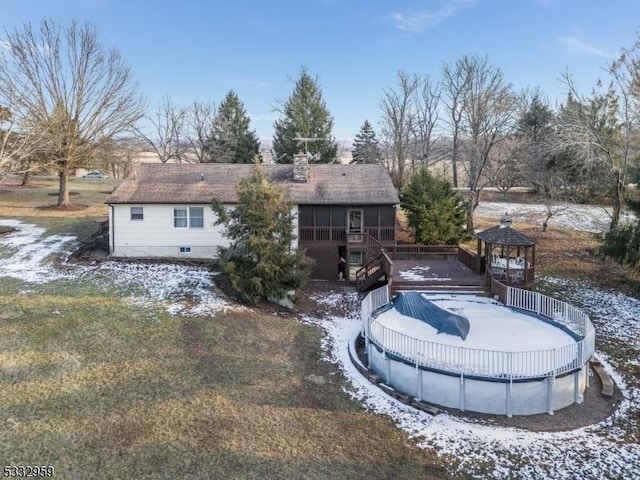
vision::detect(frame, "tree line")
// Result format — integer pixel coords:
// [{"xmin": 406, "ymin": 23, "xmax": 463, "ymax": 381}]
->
[{"xmin": 2, "ymin": 20, "xmax": 640, "ymax": 238}]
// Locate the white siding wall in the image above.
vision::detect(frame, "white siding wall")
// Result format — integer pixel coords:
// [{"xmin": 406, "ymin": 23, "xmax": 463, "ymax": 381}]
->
[
  {"xmin": 110, "ymin": 204, "xmax": 300, "ymax": 259},
  {"xmin": 110, "ymin": 204, "xmax": 228, "ymax": 259}
]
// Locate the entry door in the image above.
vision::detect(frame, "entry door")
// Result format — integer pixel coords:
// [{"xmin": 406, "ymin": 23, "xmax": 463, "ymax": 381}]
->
[
  {"xmin": 348, "ymin": 209, "xmax": 363, "ymax": 233},
  {"xmin": 348, "ymin": 209, "xmax": 363, "ymax": 243}
]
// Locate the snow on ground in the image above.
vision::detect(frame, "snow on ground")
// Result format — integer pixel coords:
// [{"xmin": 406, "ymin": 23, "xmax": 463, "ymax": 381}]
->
[
  {"xmin": 0, "ymin": 220, "xmax": 76, "ymax": 283},
  {"xmin": 0, "ymin": 219, "xmax": 235, "ymax": 316},
  {"xmin": 1, "ymin": 213, "xmax": 639, "ymax": 479},
  {"xmin": 303, "ymin": 290, "xmax": 640, "ymax": 480},
  {"xmin": 396, "ymin": 265, "xmax": 452, "ymax": 282},
  {"xmin": 475, "ymin": 201, "xmax": 622, "ymax": 233}
]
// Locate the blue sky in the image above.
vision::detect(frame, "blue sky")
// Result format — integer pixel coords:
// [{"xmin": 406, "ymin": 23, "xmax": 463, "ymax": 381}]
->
[{"xmin": 3, "ymin": 0, "xmax": 640, "ymax": 143}]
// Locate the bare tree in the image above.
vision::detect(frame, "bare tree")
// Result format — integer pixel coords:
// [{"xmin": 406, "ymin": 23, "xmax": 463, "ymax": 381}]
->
[
  {"xmin": 0, "ymin": 19, "xmax": 144, "ymax": 206},
  {"xmin": 184, "ymin": 100, "xmax": 217, "ymax": 163},
  {"xmin": 379, "ymin": 71, "xmax": 444, "ymax": 187},
  {"xmin": 411, "ymin": 75, "xmax": 442, "ymax": 168},
  {"xmin": 94, "ymin": 136, "xmax": 145, "ymax": 179},
  {"xmin": 0, "ymin": 103, "xmax": 34, "ymax": 178},
  {"xmin": 379, "ymin": 70, "xmax": 419, "ymax": 187},
  {"xmin": 458, "ymin": 54, "xmax": 516, "ymax": 231},
  {"xmin": 138, "ymin": 96, "xmax": 188, "ymax": 164},
  {"xmin": 607, "ymin": 41, "xmax": 640, "ymax": 227},
  {"xmin": 550, "ymin": 63, "xmax": 640, "ymax": 230},
  {"xmin": 442, "ymin": 58, "xmax": 472, "ymax": 187},
  {"xmin": 487, "ymin": 136, "xmax": 527, "ymax": 196},
  {"xmin": 541, "ymin": 204, "xmax": 572, "ymax": 233}
]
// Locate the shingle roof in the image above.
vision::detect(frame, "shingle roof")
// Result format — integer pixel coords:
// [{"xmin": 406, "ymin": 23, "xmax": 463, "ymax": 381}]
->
[
  {"xmin": 474, "ymin": 225, "xmax": 537, "ymax": 246},
  {"xmin": 105, "ymin": 163, "xmax": 400, "ymax": 205}
]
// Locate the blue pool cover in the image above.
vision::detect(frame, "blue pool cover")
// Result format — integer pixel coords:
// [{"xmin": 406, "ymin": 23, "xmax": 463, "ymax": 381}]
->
[{"xmin": 374, "ymin": 291, "xmax": 470, "ymax": 340}]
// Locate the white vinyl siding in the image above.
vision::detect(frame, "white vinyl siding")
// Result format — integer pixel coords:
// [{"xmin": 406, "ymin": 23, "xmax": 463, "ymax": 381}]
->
[{"xmin": 109, "ymin": 203, "xmax": 299, "ymax": 259}]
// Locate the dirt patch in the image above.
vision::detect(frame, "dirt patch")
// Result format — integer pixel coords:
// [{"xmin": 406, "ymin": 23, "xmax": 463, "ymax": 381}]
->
[
  {"xmin": 36, "ymin": 203, "xmax": 89, "ymax": 211},
  {"xmin": 47, "ymin": 191, "xmax": 80, "ymax": 196}
]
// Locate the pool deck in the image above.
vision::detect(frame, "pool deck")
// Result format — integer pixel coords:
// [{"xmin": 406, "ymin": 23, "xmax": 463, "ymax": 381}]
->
[{"xmin": 391, "ymin": 259, "xmax": 488, "ymax": 294}]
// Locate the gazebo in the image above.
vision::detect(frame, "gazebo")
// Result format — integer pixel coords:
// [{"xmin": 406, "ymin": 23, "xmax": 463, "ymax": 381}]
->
[{"xmin": 474, "ymin": 214, "xmax": 537, "ymax": 290}]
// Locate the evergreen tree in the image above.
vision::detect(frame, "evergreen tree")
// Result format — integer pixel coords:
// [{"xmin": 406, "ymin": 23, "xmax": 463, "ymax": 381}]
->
[
  {"xmin": 212, "ymin": 165, "xmax": 313, "ymax": 304},
  {"xmin": 273, "ymin": 67, "xmax": 337, "ymax": 163},
  {"xmin": 601, "ymin": 197, "xmax": 640, "ymax": 268},
  {"xmin": 400, "ymin": 167, "xmax": 469, "ymax": 245},
  {"xmin": 204, "ymin": 90, "xmax": 260, "ymax": 163},
  {"xmin": 352, "ymin": 120, "xmax": 382, "ymax": 164}
]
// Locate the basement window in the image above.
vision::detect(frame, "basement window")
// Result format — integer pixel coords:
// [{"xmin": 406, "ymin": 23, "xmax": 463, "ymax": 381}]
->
[
  {"xmin": 179, "ymin": 246, "xmax": 192, "ymax": 253},
  {"xmin": 349, "ymin": 251, "xmax": 364, "ymax": 265}
]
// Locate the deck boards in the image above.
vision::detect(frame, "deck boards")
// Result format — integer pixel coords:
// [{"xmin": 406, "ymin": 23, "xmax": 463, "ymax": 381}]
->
[{"xmin": 391, "ymin": 259, "xmax": 488, "ymax": 293}]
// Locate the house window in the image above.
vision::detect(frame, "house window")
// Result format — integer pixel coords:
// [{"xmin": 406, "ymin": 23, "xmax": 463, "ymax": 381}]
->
[
  {"xmin": 174, "ymin": 207, "xmax": 204, "ymax": 229},
  {"xmin": 349, "ymin": 251, "xmax": 363, "ymax": 265},
  {"xmin": 174, "ymin": 208, "xmax": 188, "ymax": 228},
  {"xmin": 189, "ymin": 207, "xmax": 204, "ymax": 228},
  {"xmin": 130, "ymin": 206, "xmax": 144, "ymax": 221},
  {"xmin": 179, "ymin": 246, "xmax": 192, "ymax": 253}
]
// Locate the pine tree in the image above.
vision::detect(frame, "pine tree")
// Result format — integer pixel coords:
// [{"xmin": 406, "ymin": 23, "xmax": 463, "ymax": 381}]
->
[
  {"xmin": 352, "ymin": 120, "xmax": 382, "ymax": 164},
  {"xmin": 273, "ymin": 67, "xmax": 337, "ymax": 163},
  {"xmin": 212, "ymin": 165, "xmax": 313, "ymax": 304},
  {"xmin": 400, "ymin": 167, "xmax": 469, "ymax": 245},
  {"xmin": 204, "ymin": 90, "xmax": 260, "ymax": 163}
]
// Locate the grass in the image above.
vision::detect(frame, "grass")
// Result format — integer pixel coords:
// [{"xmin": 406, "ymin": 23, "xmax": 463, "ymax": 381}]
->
[
  {"xmin": 0, "ymin": 178, "xmax": 458, "ymax": 479},
  {"xmin": 0, "ymin": 287, "xmax": 455, "ymax": 479}
]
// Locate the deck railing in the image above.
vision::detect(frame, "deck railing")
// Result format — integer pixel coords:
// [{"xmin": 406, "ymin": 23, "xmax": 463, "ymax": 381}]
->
[
  {"xmin": 386, "ymin": 244, "xmax": 459, "ymax": 261},
  {"xmin": 299, "ymin": 226, "xmax": 395, "ymax": 244},
  {"xmin": 457, "ymin": 246, "xmax": 482, "ymax": 273},
  {"xmin": 362, "ymin": 284, "xmax": 595, "ymax": 380}
]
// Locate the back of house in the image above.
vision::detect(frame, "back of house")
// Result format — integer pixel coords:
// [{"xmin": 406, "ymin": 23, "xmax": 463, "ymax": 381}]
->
[{"xmin": 105, "ymin": 159, "xmax": 399, "ymax": 281}]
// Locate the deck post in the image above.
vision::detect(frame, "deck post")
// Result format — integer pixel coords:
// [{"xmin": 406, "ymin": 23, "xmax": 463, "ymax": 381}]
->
[
  {"xmin": 416, "ymin": 366, "xmax": 423, "ymax": 401},
  {"xmin": 547, "ymin": 374, "xmax": 555, "ymax": 415},
  {"xmin": 506, "ymin": 378, "xmax": 513, "ymax": 418},
  {"xmin": 459, "ymin": 374, "xmax": 465, "ymax": 412},
  {"xmin": 574, "ymin": 370, "xmax": 583, "ymax": 404},
  {"xmin": 385, "ymin": 355, "xmax": 391, "ymax": 384}
]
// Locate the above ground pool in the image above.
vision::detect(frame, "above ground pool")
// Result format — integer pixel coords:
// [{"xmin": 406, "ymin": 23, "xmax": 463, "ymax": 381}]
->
[{"xmin": 360, "ymin": 288, "xmax": 595, "ymax": 416}]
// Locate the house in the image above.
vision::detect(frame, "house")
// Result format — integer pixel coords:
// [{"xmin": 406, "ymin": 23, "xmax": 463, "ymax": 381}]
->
[{"xmin": 105, "ymin": 155, "xmax": 399, "ymax": 281}]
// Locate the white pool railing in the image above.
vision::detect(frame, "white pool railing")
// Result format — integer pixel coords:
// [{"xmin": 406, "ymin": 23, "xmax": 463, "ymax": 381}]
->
[{"xmin": 362, "ymin": 285, "xmax": 595, "ymax": 381}]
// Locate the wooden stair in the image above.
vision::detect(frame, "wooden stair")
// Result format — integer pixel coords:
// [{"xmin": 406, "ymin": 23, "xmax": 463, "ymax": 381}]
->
[{"xmin": 356, "ymin": 253, "xmax": 388, "ymax": 291}]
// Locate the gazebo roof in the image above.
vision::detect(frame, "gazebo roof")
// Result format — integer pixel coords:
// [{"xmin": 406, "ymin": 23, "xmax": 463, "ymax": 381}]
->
[{"xmin": 475, "ymin": 224, "xmax": 537, "ymax": 247}]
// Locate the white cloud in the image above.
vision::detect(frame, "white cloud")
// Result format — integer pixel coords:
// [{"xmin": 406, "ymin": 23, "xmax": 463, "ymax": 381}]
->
[
  {"xmin": 390, "ymin": 0, "xmax": 477, "ymax": 33},
  {"xmin": 0, "ymin": 40, "xmax": 11, "ymax": 51},
  {"xmin": 559, "ymin": 36, "xmax": 615, "ymax": 59}
]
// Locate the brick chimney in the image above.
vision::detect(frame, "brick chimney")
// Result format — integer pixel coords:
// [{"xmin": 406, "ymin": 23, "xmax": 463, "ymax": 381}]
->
[{"xmin": 292, "ymin": 152, "xmax": 309, "ymax": 182}]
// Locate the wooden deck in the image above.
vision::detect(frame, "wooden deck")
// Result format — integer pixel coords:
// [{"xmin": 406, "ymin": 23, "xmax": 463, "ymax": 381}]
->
[{"xmin": 391, "ymin": 259, "xmax": 489, "ymax": 294}]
